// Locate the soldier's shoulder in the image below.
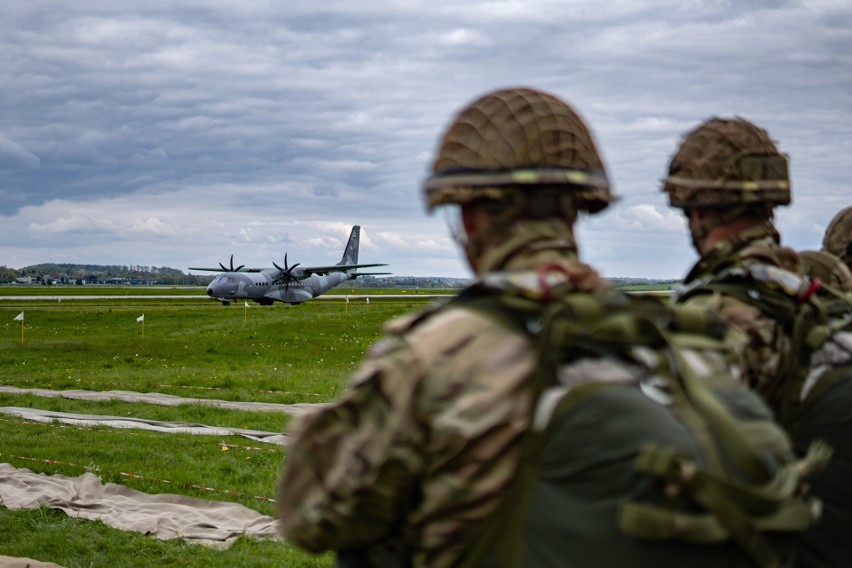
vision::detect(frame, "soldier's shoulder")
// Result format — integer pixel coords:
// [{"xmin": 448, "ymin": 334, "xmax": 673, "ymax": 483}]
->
[
  {"xmin": 738, "ymin": 239, "xmax": 801, "ymax": 274},
  {"xmin": 385, "ymin": 296, "xmax": 509, "ymax": 339}
]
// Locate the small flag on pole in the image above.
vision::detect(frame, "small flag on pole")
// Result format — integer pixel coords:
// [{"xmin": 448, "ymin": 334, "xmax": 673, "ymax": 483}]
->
[
  {"xmin": 366, "ymin": 297, "xmax": 370, "ymax": 304},
  {"xmin": 244, "ymin": 301, "xmax": 250, "ymax": 308},
  {"xmin": 14, "ymin": 312, "xmax": 24, "ymax": 344},
  {"xmin": 136, "ymin": 315, "xmax": 145, "ymax": 323}
]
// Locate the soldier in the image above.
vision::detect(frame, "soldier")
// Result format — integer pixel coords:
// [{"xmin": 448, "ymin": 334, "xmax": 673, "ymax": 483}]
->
[
  {"xmin": 798, "ymin": 206, "xmax": 852, "ymax": 292},
  {"xmin": 662, "ymin": 117, "xmax": 800, "ymax": 395},
  {"xmin": 663, "ymin": 118, "xmax": 852, "ymax": 568},
  {"xmin": 278, "ymin": 92, "xmax": 818, "ymax": 567},
  {"xmin": 278, "ymin": 87, "xmax": 616, "ymax": 567},
  {"xmin": 821, "ymin": 205, "xmax": 852, "ymax": 272},
  {"xmin": 798, "ymin": 249, "xmax": 852, "ymax": 292}
]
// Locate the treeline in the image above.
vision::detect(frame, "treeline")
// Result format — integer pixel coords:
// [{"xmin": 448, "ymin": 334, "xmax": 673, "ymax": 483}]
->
[{"xmin": 0, "ymin": 264, "xmax": 209, "ymax": 286}]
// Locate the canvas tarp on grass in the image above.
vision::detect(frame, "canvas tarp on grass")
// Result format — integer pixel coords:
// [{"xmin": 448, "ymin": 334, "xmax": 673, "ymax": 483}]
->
[
  {"xmin": 0, "ymin": 407, "xmax": 288, "ymax": 445},
  {"xmin": 0, "ymin": 386, "xmax": 323, "ymax": 416},
  {"xmin": 0, "ymin": 463, "xmax": 281, "ymax": 549}
]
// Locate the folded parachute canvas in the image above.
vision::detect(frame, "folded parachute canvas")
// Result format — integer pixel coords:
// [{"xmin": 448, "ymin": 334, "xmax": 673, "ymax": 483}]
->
[{"xmin": 0, "ymin": 463, "xmax": 280, "ymax": 549}]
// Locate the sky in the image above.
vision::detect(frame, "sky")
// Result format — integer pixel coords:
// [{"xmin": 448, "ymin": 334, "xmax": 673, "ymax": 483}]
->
[{"xmin": 1, "ymin": 0, "xmax": 850, "ymax": 280}]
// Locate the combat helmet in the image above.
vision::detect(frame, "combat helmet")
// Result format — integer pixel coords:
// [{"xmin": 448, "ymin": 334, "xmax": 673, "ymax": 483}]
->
[
  {"xmin": 423, "ymin": 87, "xmax": 615, "ymax": 214},
  {"xmin": 662, "ymin": 117, "xmax": 790, "ymax": 210},
  {"xmin": 822, "ymin": 206, "xmax": 852, "ymax": 269}
]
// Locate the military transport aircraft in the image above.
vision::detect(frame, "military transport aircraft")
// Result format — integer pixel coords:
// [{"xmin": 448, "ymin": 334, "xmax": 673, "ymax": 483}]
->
[{"xmin": 189, "ymin": 225, "xmax": 389, "ymax": 305}]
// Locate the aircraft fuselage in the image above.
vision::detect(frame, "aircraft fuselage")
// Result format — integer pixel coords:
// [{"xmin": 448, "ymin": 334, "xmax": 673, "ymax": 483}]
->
[{"xmin": 206, "ymin": 270, "xmax": 354, "ymax": 305}]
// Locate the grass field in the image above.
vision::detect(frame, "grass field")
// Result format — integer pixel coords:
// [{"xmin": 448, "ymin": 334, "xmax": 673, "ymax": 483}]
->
[{"xmin": 0, "ymin": 290, "xmax": 436, "ymax": 567}]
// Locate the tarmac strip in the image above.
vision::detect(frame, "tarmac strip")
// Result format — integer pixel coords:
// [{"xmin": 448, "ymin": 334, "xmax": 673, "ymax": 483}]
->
[
  {"xmin": 0, "ymin": 386, "xmax": 325, "ymax": 416},
  {"xmin": 0, "ymin": 406, "xmax": 288, "ymax": 446}
]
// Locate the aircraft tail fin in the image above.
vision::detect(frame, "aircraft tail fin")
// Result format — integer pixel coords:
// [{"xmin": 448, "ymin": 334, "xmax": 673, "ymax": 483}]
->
[{"xmin": 338, "ymin": 225, "xmax": 360, "ymax": 265}]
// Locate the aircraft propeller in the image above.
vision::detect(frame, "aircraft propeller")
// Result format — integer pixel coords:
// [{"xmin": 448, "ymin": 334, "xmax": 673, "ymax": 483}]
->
[
  {"xmin": 273, "ymin": 254, "xmax": 301, "ymax": 292},
  {"xmin": 219, "ymin": 254, "xmax": 245, "ymax": 272}
]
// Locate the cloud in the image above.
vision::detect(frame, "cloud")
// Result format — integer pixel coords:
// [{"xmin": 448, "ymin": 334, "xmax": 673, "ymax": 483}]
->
[
  {"xmin": 0, "ymin": 135, "xmax": 40, "ymax": 169},
  {"xmin": 0, "ymin": 0, "xmax": 850, "ymax": 279}
]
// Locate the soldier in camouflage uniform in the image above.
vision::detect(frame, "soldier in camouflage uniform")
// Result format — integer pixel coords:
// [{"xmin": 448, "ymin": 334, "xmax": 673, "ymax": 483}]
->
[
  {"xmin": 797, "ymin": 205, "xmax": 852, "ymax": 292},
  {"xmin": 662, "ymin": 117, "xmax": 800, "ymax": 396},
  {"xmin": 663, "ymin": 119, "xmax": 852, "ymax": 568},
  {"xmin": 277, "ymin": 88, "xmax": 617, "ymax": 566},
  {"xmin": 821, "ymin": 205, "xmax": 852, "ymax": 272}
]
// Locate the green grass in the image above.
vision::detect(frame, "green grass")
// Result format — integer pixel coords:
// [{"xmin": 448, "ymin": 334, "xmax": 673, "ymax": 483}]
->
[
  {"xmin": 0, "ymin": 296, "xmax": 437, "ymax": 566},
  {"xmin": 0, "ymin": 285, "xmax": 208, "ymax": 296}
]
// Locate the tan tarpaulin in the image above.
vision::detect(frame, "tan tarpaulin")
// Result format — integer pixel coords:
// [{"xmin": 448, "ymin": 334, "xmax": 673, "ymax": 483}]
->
[
  {"xmin": 0, "ymin": 556, "xmax": 64, "ymax": 568},
  {"xmin": 0, "ymin": 463, "xmax": 281, "ymax": 549}
]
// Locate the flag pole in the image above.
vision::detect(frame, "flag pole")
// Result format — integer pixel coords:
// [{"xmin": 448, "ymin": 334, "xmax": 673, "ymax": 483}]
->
[{"xmin": 13, "ymin": 312, "xmax": 24, "ymax": 345}]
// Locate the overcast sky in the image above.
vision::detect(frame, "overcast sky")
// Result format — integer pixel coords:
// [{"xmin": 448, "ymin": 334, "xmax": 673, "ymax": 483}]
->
[{"xmin": 1, "ymin": 0, "xmax": 849, "ymax": 280}]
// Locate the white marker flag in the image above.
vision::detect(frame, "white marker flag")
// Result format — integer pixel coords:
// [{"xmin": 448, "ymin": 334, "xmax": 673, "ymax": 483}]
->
[
  {"xmin": 13, "ymin": 312, "xmax": 24, "ymax": 322},
  {"xmin": 136, "ymin": 315, "xmax": 145, "ymax": 323},
  {"xmin": 244, "ymin": 301, "xmax": 250, "ymax": 308},
  {"xmin": 366, "ymin": 297, "xmax": 370, "ymax": 304}
]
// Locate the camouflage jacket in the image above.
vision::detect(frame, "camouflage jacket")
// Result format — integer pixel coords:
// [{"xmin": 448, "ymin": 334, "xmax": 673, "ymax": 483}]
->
[
  {"xmin": 674, "ymin": 224, "xmax": 802, "ymax": 397},
  {"xmin": 277, "ymin": 221, "xmax": 610, "ymax": 567}
]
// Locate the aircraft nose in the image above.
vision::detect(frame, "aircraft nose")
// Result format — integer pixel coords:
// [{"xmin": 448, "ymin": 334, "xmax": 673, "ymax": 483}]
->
[{"xmin": 207, "ymin": 287, "xmax": 214, "ymax": 296}]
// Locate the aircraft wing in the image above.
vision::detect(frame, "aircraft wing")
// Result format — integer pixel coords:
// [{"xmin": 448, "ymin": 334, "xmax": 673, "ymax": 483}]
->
[{"xmin": 302, "ymin": 263, "xmax": 389, "ymax": 276}]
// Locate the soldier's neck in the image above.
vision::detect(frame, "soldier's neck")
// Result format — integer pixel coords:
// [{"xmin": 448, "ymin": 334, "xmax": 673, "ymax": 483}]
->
[{"xmin": 698, "ymin": 217, "xmax": 766, "ymax": 255}]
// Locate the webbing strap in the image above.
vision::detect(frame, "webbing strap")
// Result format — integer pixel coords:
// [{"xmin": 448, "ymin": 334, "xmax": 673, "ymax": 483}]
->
[
  {"xmin": 620, "ymin": 502, "xmax": 728, "ymax": 543},
  {"xmin": 621, "ymin": 498, "xmax": 818, "ymax": 544},
  {"xmin": 636, "ymin": 441, "xmax": 830, "ymax": 514},
  {"xmin": 676, "ymin": 356, "xmax": 771, "ymax": 483},
  {"xmin": 627, "ymin": 441, "xmax": 830, "ymax": 567}
]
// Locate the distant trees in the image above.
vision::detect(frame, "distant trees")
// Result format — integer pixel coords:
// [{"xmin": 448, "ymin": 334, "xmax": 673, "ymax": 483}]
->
[
  {"xmin": 0, "ymin": 266, "xmax": 17, "ymax": 284},
  {"xmin": 0, "ymin": 263, "xmax": 210, "ymax": 286}
]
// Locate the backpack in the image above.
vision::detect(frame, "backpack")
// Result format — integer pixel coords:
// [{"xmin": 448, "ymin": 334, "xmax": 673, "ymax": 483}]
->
[
  {"xmin": 453, "ymin": 267, "xmax": 827, "ymax": 568},
  {"xmin": 674, "ymin": 261, "xmax": 852, "ymax": 419},
  {"xmin": 675, "ymin": 260, "xmax": 852, "ymax": 568}
]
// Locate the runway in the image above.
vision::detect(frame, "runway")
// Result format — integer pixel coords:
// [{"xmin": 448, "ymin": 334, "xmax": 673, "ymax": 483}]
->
[{"xmin": 0, "ymin": 294, "xmax": 450, "ymax": 301}]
